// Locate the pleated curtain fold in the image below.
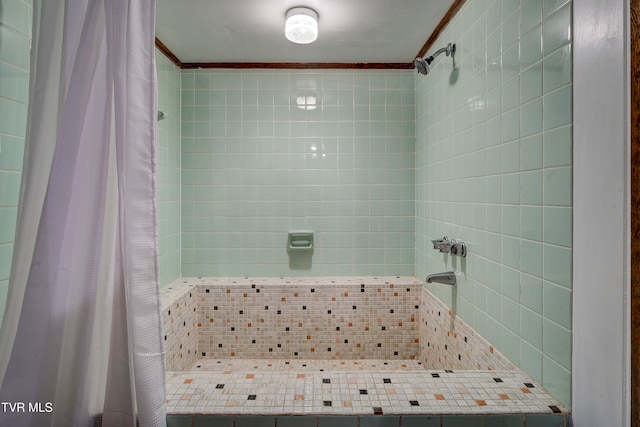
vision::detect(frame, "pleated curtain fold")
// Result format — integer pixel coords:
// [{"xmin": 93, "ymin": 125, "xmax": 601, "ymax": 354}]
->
[{"xmin": 0, "ymin": 1, "xmax": 166, "ymax": 425}]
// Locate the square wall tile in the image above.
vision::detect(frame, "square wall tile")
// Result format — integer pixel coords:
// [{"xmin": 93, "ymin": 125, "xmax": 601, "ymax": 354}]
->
[
  {"xmin": 401, "ymin": 416, "xmax": 441, "ymax": 427},
  {"xmin": 276, "ymin": 417, "xmax": 316, "ymax": 427},
  {"xmin": 194, "ymin": 416, "xmax": 234, "ymax": 427},
  {"xmin": 318, "ymin": 416, "xmax": 357, "ymax": 427},
  {"xmin": 359, "ymin": 416, "xmax": 400, "ymax": 427},
  {"xmin": 236, "ymin": 417, "xmax": 276, "ymax": 427}
]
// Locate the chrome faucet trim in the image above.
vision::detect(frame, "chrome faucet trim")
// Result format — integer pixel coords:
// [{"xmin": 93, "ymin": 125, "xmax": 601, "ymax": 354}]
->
[
  {"xmin": 431, "ymin": 237, "xmax": 451, "ymax": 253},
  {"xmin": 425, "ymin": 271, "xmax": 456, "ymax": 285}
]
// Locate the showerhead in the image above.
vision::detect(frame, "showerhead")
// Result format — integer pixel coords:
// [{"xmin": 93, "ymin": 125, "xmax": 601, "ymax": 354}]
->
[
  {"xmin": 414, "ymin": 57, "xmax": 430, "ymax": 75},
  {"xmin": 414, "ymin": 42, "xmax": 456, "ymax": 75}
]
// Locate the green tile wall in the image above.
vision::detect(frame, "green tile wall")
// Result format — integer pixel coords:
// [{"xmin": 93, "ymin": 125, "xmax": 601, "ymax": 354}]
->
[
  {"xmin": 156, "ymin": 50, "xmax": 182, "ymax": 286},
  {"xmin": 180, "ymin": 70, "xmax": 415, "ymax": 276},
  {"xmin": 0, "ymin": 1, "xmax": 574, "ymax": 410},
  {"xmin": 0, "ymin": 0, "xmax": 31, "ymax": 326},
  {"xmin": 415, "ymin": 0, "xmax": 572, "ymax": 407}
]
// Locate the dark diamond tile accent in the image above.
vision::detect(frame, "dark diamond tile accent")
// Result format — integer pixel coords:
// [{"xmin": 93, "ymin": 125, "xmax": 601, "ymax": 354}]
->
[
  {"xmin": 550, "ymin": 405, "xmax": 561, "ymax": 413},
  {"xmin": 494, "ymin": 378, "xmax": 503, "ymax": 383},
  {"xmin": 409, "ymin": 400, "xmax": 420, "ymax": 406},
  {"xmin": 323, "ymin": 379, "xmax": 331, "ymax": 384},
  {"xmin": 215, "ymin": 384, "xmax": 224, "ymax": 389},
  {"xmin": 247, "ymin": 395, "xmax": 256, "ymax": 400},
  {"xmin": 373, "ymin": 407, "xmax": 383, "ymax": 415},
  {"xmin": 323, "ymin": 401, "xmax": 332, "ymax": 407},
  {"xmin": 431, "ymin": 373, "xmax": 440, "ymax": 378},
  {"xmin": 383, "ymin": 378, "xmax": 392, "ymax": 384},
  {"xmin": 359, "ymin": 389, "xmax": 368, "ymax": 395},
  {"xmin": 524, "ymin": 383, "xmax": 535, "ymax": 388}
]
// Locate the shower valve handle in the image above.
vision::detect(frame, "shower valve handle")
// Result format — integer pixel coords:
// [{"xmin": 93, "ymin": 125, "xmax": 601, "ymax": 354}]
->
[{"xmin": 449, "ymin": 240, "xmax": 467, "ymax": 257}]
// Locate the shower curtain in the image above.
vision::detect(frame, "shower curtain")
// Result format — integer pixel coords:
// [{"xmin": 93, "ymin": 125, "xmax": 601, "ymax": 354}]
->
[{"xmin": 0, "ymin": 0, "xmax": 166, "ymax": 426}]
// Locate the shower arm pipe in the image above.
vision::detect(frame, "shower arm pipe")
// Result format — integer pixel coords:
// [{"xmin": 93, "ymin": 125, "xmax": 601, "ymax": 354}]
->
[{"xmin": 422, "ymin": 42, "xmax": 455, "ymax": 64}]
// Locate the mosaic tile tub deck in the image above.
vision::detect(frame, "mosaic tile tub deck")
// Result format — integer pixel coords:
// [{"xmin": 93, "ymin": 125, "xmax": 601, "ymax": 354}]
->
[{"xmin": 162, "ymin": 277, "xmax": 568, "ymax": 425}]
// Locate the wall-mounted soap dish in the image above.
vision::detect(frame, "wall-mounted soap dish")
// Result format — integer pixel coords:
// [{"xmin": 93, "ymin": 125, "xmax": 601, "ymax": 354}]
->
[{"xmin": 287, "ymin": 231, "xmax": 314, "ymax": 252}]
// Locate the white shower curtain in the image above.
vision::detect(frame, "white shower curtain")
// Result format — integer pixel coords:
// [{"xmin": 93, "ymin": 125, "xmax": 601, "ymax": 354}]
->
[{"xmin": 0, "ymin": 0, "xmax": 166, "ymax": 426}]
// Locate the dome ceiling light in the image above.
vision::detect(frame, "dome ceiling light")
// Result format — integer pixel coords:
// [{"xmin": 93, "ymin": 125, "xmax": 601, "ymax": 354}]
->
[{"xmin": 285, "ymin": 7, "xmax": 318, "ymax": 44}]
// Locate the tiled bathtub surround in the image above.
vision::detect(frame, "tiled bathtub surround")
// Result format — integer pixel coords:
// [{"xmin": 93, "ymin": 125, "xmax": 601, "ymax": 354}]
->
[
  {"xmin": 162, "ymin": 277, "xmax": 567, "ymax": 421},
  {"xmin": 166, "ymin": 361, "xmax": 568, "ymax": 421},
  {"xmin": 162, "ymin": 283, "xmax": 199, "ymax": 371},
  {"xmin": 414, "ymin": 0, "xmax": 573, "ymax": 407},
  {"xmin": 197, "ymin": 277, "xmax": 421, "ymax": 359},
  {"xmin": 163, "ymin": 277, "xmax": 519, "ymax": 369},
  {"xmin": 420, "ymin": 287, "xmax": 515, "ymax": 371}
]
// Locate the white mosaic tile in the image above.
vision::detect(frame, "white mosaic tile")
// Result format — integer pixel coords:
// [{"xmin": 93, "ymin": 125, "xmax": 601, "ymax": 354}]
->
[
  {"xmin": 161, "ymin": 277, "xmax": 567, "ymax": 417},
  {"xmin": 165, "ymin": 359, "xmax": 567, "ymax": 416}
]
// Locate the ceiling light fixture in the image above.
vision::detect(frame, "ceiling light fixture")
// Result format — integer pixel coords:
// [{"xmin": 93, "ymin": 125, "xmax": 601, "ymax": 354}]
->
[{"xmin": 285, "ymin": 7, "xmax": 318, "ymax": 44}]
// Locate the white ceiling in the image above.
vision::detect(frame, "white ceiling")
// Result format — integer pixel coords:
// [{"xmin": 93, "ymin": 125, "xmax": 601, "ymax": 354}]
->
[{"xmin": 155, "ymin": 0, "xmax": 456, "ymax": 64}]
